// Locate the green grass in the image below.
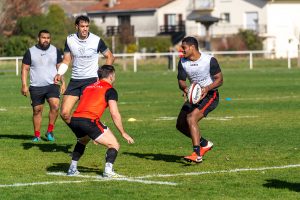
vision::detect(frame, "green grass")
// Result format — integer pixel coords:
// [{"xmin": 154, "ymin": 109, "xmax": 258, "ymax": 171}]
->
[{"xmin": 0, "ymin": 64, "xmax": 300, "ymax": 199}]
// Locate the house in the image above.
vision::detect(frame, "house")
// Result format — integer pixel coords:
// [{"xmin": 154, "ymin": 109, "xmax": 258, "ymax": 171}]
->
[
  {"xmin": 85, "ymin": 0, "xmax": 300, "ymax": 58},
  {"xmin": 40, "ymin": 0, "xmax": 99, "ymax": 17},
  {"xmin": 85, "ymin": 0, "xmax": 188, "ymax": 44}
]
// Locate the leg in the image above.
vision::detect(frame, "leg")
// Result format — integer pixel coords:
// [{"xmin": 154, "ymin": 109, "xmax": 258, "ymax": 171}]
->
[
  {"xmin": 67, "ymin": 135, "xmax": 91, "ymax": 176},
  {"xmin": 45, "ymin": 97, "xmax": 60, "ymax": 141},
  {"xmin": 182, "ymin": 108, "xmax": 204, "ymax": 163},
  {"xmin": 176, "ymin": 109, "xmax": 191, "ymax": 138},
  {"xmin": 186, "ymin": 108, "xmax": 204, "ymax": 147},
  {"xmin": 60, "ymin": 95, "xmax": 79, "ymax": 123},
  {"xmin": 32, "ymin": 105, "xmax": 44, "ymax": 139},
  {"xmin": 94, "ymin": 129, "xmax": 121, "ymax": 177},
  {"xmin": 47, "ymin": 97, "xmax": 60, "ymax": 126}
]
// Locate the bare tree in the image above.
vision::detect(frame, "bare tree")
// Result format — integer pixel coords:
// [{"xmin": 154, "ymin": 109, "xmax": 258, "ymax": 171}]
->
[{"xmin": 0, "ymin": 0, "xmax": 42, "ymax": 36}]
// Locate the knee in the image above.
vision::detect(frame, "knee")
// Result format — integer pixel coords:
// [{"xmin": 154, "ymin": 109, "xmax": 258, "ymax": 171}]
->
[
  {"xmin": 33, "ymin": 108, "xmax": 42, "ymax": 115},
  {"xmin": 108, "ymin": 141, "xmax": 120, "ymax": 151},
  {"xmin": 186, "ymin": 115, "xmax": 196, "ymax": 125},
  {"xmin": 50, "ymin": 104, "xmax": 59, "ymax": 112},
  {"xmin": 60, "ymin": 109, "xmax": 70, "ymax": 121},
  {"xmin": 176, "ymin": 119, "xmax": 182, "ymax": 132}
]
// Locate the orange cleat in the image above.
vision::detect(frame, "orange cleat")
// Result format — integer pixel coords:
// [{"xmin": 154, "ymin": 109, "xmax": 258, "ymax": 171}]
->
[
  {"xmin": 200, "ymin": 141, "xmax": 213, "ymax": 156},
  {"xmin": 184, "ymin": 152, "xmax": 202, "ymax": 163}
]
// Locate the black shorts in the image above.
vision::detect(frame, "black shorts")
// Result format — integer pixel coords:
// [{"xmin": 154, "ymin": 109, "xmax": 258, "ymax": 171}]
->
[
  {"xmin": 67, "ymin": 117, "xmax": 108, "ymax": 140},
  {"xmin": 181, "ymin": 90, "xmax": 219, "ymax": 117},
  {"xmin": 64, "ymin": 77, "xmax": 98, "ymax": 97},
  {"xmin": 29, "ymin": 84, "xmax": 60, "ymax": 107}
]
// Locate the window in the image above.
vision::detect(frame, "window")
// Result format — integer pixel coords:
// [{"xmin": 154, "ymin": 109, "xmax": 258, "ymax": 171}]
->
[
  {"xmin": 245, "ymin": 12, "xmax": 258, "ymax": 31},
  {"xmin": 221, "ymin": 13, "xmax": 230, "ymax": 23}
]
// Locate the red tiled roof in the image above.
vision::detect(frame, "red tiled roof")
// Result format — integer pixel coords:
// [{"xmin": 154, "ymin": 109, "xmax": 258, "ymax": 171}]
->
[{"xmin": 85, "ymin": 0, "xmax": 175, "ymax": 12}]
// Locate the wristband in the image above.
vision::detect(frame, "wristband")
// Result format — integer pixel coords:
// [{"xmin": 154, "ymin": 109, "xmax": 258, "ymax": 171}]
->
[{"xmin": 57, "ymin": 63, "xmax": 68, "ymax": 75}]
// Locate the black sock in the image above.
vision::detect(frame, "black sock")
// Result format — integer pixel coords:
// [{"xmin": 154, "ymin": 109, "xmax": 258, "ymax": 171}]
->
[
  {"xmin": 105, "ymin": 148, "xmax": 118, "ymax": 164},
  {"xmin": 200, "ymin": 137, "xmax": 208, "ymax": 147},
  {"xmin": 72, "ymin": 142, "xmax": 86, "ymax": 161},
  {"xmin": 193, "ymin": 145, "xmax": 200, "ymax": 156}
]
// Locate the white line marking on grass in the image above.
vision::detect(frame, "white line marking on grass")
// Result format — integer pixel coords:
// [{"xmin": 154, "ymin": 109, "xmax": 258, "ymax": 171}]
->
[
  {"xmin": 155, "ymin": 115, "xmax": 258, "ymax": 121},
  {"xmin": 155, "ymin": 116, "xmax": 177, "ymax": 121},
  {"xmin": 205, "ymin": 115, "xmax": 258, "ymax": 121},
  {"xmin": 47, "ymin": 172, "xmax": 177, "ymax": 186},
  {"xmin": 0, "ymin": 107, "xmax": 7, "ymax": 111},
  {"xmin": 0, "ymin": 173, "xmax": 177, "ymax": 188},
  {"xmin": 230, "ymin": 95, "xmax": 298, "ymax": 101},
  {"xmin": 0, "ymin": 180, "xmax": 100, "ymax": 188},
  {"xmin": 136, "ymin": 164, "xmax": 300, "ymax": 179}
]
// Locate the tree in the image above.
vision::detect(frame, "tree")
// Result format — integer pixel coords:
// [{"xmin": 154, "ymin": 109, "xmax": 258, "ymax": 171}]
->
[{"xmin": 0, "ymin": 0, "xmax": 41, "ymax": 36}]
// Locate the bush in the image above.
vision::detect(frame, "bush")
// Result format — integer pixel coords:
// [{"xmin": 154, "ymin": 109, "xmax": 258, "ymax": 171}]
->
[
  {"xmin": 3, "ymin": 36, "xmax": 35, "ymax": 56},
  {"xmin": 139, "ymin": 36, "xmax": 172, "ymax": 52},
  {"xmin": 238, "ymin": 29, "xmax": 263, "ymax": 50}
]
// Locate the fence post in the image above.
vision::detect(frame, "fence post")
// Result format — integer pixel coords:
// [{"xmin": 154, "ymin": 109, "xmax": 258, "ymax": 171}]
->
[
  {"xmin": 287, "ymin": 50, "xmax": 291, "ymax": 69},
  {"xmin": 249, "ymin": 52, "xmax": 253, "ymax": 70},
  {"xmin": 172, "ymin": 53, "xmax": 176, "ymax": 72},
  {"xmin": 133, "ymin": 53, "xmax": 137, "ymax": 72},
  {"xmin": 16, "ymin": 58, "xmax": 19, "ymax": 76}
]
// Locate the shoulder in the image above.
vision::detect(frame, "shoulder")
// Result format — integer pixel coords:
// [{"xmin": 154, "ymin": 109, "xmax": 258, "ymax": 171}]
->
[
  {"xmin": 88, "ymin": 32, "xmax": 100, "ymax": 41},
  {"xmin": 67, "ymin": 33, "xmax": 76, "ymax": 38},
  {"xmin": 89, "ymin": 32, "xmax": 100, "ymax": 38},
  {"xmin": 180, "ymin": 58, "xmax": 189, "ymax": 64}
]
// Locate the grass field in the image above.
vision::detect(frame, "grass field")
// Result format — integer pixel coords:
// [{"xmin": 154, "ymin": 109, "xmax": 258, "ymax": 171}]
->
[{"xmin": 0, "ymin": 63, "xmax": 300, "ymax": 199}]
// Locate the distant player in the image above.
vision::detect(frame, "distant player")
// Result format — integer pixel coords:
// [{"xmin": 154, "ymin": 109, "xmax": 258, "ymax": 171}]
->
[
  {"xmin": 21, "ymin": 30, "xmax": 65, "ymax": 142},
  {"xmin": 176, "ymin": 36, "xmax": 223, "ymax": 163},
  {"xmin": 66, "ymin": 65, "xmax": 134, "ymax": 177},
  {"xmin": 54, "ymin": 15, "xmax": 114, "ymax": 124}
]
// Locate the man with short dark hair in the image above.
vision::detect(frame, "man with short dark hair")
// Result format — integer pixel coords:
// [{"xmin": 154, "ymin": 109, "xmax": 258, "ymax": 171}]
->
[
  {"xmin": 54, "ymin": 15, "xmax": 115, "ymax": 124},
  {"xmin": 66, "ymin": 65, "xmax": 134, "ymax": 178},
  {"xmin": 176, "ymin": 36, "xmax": 223, "ymax": 163},
  {"xmin": 21, "ymin": 30, "xmax": 65, "ymax": 142}
]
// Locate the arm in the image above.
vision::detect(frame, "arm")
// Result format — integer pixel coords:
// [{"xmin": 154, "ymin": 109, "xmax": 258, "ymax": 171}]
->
[
  {"xmin": 54, "ymin": 52, "xmax": 71, "ymax": 84},
  {"xmin": 103, "ymin": 49, "xmax": 115, "ymax": 65},
  {"xmin": 108, "ymin": 100, "xmax": 134, "ymax": 144},
  {"xmin": 177, "ymin": 59, "xmax": 188, "ymax": 99},
  {"xmin": 21, "ymin": 63, "xmax": 30, "ymax": 96},
  {"xmin": 56, "ymin": 63, "xmax": 66, "ymax": 94},
  {"xmin": 201, "ymin": 57, "xmax": 223, "ymax": 98}
]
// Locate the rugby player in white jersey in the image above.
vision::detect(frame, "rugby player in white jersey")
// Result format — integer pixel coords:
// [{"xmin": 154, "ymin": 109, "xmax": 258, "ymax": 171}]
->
[
  {"xmin": 54, "ymin": 15, "xmax": 115, "ymax": 123},
  {"xmin": 176, "ymin": 36, "xmax": 223, "ymax": 163}
]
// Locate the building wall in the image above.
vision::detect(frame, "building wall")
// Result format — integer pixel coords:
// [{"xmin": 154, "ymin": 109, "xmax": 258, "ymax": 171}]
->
[
  {"xmin": 211, "ymin": 0, "xmax": 268, "ymax": 36},
  {"xmin": 131, "ymin": 13, "xmax": 158, "ymax": 37},
  {"xmin": 266, "ymin": 2, "xmax": 300, "ymax": 58}
]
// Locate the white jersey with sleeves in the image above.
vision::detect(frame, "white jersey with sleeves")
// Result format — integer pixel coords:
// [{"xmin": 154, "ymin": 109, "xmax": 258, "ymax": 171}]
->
[
  {"xmin": 65, "ymin": 32, "xmax": 108, "ymax": 79},
  {"xmin": 177, "ymin": 52, "xmax": 221, "ymax": 88}
]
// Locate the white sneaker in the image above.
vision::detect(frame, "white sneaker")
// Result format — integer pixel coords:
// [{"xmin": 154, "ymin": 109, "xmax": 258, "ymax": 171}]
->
[
  {"xmin": 67, "ymin": 166, "xmax": 80, "ymax": 176},
  {"xmin": 200, "ymin": 141, "xmax": 214, "ymax": 156},
  {"xmin": 103, "ymin": 171, "xmax": 124, "ymax": 178}
]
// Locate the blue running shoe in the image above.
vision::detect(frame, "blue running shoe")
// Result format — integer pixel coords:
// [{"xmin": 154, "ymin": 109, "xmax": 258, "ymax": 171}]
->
[
  {"xmin": 32, "ymin": 137, "xmax": 41, "ymax": 142},
  {"xmin": 46, "ymin": 132, "xmax": 55, "ymax": 141}
]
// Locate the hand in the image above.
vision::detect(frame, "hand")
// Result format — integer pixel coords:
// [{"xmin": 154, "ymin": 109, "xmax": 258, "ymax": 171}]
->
[
  {"xmin": 201, "ymin": 86, "xmax": 209, "ymax": 100},
  {"xmin": 21, "ymin": 86, "xmax": 29, "ymax": 97},
  {"xmin": 122, "ymin": 132, "xmax": 134, "ymax": 144},
  {"xmin": 54, "ymin": 74, "xmax": 61, "ymax": 84},
  {"xmin": 60, "ymin": 82, "xmax": 66, "ymax": 94}
]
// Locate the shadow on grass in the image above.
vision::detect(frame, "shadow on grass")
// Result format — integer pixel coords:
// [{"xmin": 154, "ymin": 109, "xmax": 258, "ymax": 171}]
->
[
  {"xmin": 0, "ymin": 134, "xmax": 32, "ymax": 140},
  {"xmin": 122, "ymin": 152, "xmax": 192, "ymax": 165},
  {"xmin": 47, "ymin": 163, "xmax": 102, "ymax": 175},
  {"xmin": 22, "ymin": 142, "xmax": 73, "ymax": 153},
  {"xmin": 263, "ymin": 179, "xmax": 300, "ymax": 192}
]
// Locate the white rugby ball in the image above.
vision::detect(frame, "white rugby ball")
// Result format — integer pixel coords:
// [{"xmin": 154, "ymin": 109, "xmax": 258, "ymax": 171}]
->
[{"xmin": 187, "ymin": 82, "xmax": 202, "ymax": 104}]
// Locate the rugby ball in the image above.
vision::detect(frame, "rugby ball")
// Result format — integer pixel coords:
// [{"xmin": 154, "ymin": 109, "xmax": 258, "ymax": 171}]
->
[{"xmin": 187, "ymin": 82, "xmax": 202, "ymax": 104}]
